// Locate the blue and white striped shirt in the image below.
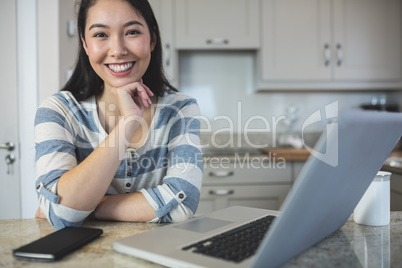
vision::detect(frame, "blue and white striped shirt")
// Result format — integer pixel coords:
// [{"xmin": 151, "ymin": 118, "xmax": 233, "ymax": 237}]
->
[{"xmin": 34, "ymin": 90, "xmax": 203, "ymax": 229}]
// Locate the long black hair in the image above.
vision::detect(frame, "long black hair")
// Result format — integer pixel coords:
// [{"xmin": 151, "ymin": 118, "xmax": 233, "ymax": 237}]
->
[{"xmin": 62, "ymin": 0, "xmax": 176, "ymax": 101}]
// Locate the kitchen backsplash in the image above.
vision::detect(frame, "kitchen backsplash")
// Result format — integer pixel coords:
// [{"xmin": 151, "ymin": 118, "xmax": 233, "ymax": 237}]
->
[{"xmin": 200, "ymin": 131, "xmax": 321, "ymax": 151}]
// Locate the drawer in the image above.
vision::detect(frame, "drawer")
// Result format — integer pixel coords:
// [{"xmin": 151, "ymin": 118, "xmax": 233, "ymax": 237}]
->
[
  {"xmin": 203, "ymin": 160, "xmax": 291, "ymax": 184},
  {"xmin": 197, "ymin": 184, "xmax": 292, "ymax": 215}
]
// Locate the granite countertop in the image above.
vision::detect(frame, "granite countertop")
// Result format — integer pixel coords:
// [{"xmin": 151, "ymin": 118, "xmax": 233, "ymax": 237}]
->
[
  {"xmin": 1, "ymin": 212, "xmax": 402, "ymax": 267},
  {"xmin": 0, "ymin": 219, "xmax": 163, "ymax": 268}
]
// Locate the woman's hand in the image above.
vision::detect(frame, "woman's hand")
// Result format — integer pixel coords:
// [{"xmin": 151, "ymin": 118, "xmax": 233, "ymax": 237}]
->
[{"xmin": 112, "ymin": 80, "xmax": 154, "ymax": 120}]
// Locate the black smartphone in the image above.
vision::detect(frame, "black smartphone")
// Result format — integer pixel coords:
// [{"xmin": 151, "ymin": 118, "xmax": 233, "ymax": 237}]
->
[{"xmin": 13, "ymin": 227, "xmax": 103, "ymax": 262}]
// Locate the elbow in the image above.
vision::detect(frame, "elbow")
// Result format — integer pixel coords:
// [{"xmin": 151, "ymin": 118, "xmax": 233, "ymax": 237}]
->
[
  {"xmin": 169, "ymin": 204, "xmax": 195, "ymax": 223},
  {"xmin": 39, "ymin": 199, "xmax": 90, "ymax": 230},
  {"xmin": 172, "ymin": 213, "xmax": 193, "ymax": 223},
  {"xmin": 47, "ymin": 208, "xmax": 85, "ymax": 230}
]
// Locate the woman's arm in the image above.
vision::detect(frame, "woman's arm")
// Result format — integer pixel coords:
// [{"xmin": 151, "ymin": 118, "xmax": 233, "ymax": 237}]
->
[
  {"xmin": 56, "ymin": 117, "xmax": 138, "ymax": 211},
  {"xmin": 85, "ymin": 95, "xmax": 203, "ymax": 223},
  {"xmin": 92, "ymin": 192, "xmax": 156, "ymax": 221},
  {"xmin": 35, "ymin": 192, "xmax": 156, "ymax": 222},
  {"xmin": 35, "ymin": 82, "xmax": 154, "ymax": 228},
  {"xmin": 56, "ymin": 82, "xmax": 153, "ymax": 211}
]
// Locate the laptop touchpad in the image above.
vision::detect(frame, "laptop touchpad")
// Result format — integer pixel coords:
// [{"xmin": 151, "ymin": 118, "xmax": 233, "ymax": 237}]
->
[{"xmin": 174, "ymin": 217, "xmax": 233, "ymax": 234}]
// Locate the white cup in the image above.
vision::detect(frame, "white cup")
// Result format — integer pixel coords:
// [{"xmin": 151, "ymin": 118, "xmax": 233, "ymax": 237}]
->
[{"xmin": 354, "ymin": 171, "xmax": 391, "ymax": 226}]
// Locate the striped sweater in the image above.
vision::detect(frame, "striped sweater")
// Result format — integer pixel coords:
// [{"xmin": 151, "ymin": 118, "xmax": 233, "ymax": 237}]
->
[{"xmin": 34, "ymin": 90, "xmax": 203, "ymax": 229}]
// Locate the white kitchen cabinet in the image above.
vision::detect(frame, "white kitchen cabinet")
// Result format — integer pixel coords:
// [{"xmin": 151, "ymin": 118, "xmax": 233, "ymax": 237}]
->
[
  {"xmin": 332, "ymin": 0, "xmax": 401, "ymax": 81},
  {"xmin": 148, "ymin": 0, "xmax": 177, "ymax": 85},
  {"xmin": 261, "ymin": 0, "xmax": 332, "ymax": 81},
  {"xmin": 260, "ymin": 0, "xmax": 401, "ymax": 88},
  {"xmin": 291, "ymin": 161, "xmax": 305, "ymax": 182},
  {"xmin": 197, "ymin": 157, "xmax": 292, "ymax": 215},
  {"xmin": 174, "ymin": 0, "xmax": 260, "ymax": 49}
]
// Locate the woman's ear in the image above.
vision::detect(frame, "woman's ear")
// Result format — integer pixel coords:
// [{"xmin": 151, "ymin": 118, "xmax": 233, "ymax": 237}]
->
[
  {"xmin": 150, "ymin": 29, "xmax": 157, "ymax": 52},
  {"xmin": 81, "ymin": 34, "xmax": 88, "ymax": 55}
]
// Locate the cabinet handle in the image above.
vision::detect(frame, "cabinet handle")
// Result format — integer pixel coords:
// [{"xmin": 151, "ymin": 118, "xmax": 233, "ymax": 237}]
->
[
  {"xmin": 324, "ymin": 43, "xmax": 331, "ymax": 67},
  {"xmin": 336, "ymin": 43, "xmax": 343, "ymax": 67},
  {"xmin": 206, "ymin": 38, "xmax": 229, "ymax": 45},
  {"xmin": 209, "ymin": 189, "xmax": 234, "ymax": 196},
  {"xmin": 208, "ymin": 171, "xmax": 234, "ymax": 177},
  {"xmin": 0, "ymin": 142, "xmax": 15, "ymax": 151}
]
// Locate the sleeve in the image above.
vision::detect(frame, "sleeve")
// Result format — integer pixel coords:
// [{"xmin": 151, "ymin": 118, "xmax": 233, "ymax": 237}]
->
[
  {"xmin": 140, "ymin": 97, "xmax": 203, "ymax": 223},
  {"xmin": 34, "ymin": 96, "xmax": 93, "ymax": 230}
]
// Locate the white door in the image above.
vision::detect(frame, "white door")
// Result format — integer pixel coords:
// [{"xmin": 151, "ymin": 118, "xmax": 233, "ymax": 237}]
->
[
  {"xmin": 260, "ymin": 0, "xmax": 331, "ymax": 81},
  {"xmin": 0, "ymin": 0, "xmax": 21, "ymax": 219}
]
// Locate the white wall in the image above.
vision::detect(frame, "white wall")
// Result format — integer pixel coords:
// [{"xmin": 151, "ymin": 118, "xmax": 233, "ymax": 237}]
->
[
  {"xmin": 59, "ymin": 0, "xmax": 79, "ymax": 88},
  {"xmin": 38, "ymin": 0, "xmax": 78, "ymax": 103},
  {"xmin": 38, "ymin": 0, "xmax": 59, "ymax": 102},
  {"xmin": 17, "ymin": 0, "xmax": 39, "ymax": 218}
]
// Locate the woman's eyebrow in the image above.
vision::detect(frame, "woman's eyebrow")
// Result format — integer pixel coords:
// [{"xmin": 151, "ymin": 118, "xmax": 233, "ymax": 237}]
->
[
  {"xmin": 123, "ymin": 20, "xmax": 144, "ymax": 28},
  {"xmin": 88, "ymin": 20, "xmax": 144, "ymax": 31},
  {"xmin": 89, "ymin": 23, "xmax": 109, "ymax": 31}
]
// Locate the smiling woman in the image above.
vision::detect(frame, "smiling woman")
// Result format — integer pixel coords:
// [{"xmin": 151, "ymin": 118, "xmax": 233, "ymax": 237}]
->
[{"xmin": 34, "ymin": 0, "xmax": 203, "ymax": 230}]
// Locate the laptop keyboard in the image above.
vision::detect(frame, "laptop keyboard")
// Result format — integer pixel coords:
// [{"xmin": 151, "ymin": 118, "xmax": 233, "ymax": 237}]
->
[{"xmin": 182, "ymin": 215, "xmax": 276, "ymax": 263}]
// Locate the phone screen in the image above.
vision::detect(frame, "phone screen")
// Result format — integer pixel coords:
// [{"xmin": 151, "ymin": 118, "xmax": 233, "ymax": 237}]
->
[{"xmin": 13, "ymin": 227, "xmax": 103, "ymax": 262}]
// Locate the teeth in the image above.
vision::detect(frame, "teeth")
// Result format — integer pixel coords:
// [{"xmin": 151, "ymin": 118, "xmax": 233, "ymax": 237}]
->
[{"xmin": 108, "ymin": 62, "xmax": 133, "ymax": 72}]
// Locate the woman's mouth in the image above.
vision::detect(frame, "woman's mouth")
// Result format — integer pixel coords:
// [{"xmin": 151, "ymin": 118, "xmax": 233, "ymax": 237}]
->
[{"xmin": 107, "ymin": 62, "xmax": 134, "ymax": 75}]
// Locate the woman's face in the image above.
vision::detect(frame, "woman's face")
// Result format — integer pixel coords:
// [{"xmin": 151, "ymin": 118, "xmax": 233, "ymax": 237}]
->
[{"xmin": 82, "ymin": 0, "xmax": 155, "ymax": 90}]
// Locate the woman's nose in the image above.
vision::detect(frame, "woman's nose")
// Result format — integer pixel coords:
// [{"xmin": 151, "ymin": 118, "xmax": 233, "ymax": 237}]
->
[{"xmin": 109, "ymin": 36, "xmax": 128, "ymax": 57}]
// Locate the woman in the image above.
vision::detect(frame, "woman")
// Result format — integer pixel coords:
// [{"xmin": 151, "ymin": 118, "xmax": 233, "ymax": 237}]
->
[{"xmin": 34, "ymin": 0, "xmax": 203, "ymax": 229}]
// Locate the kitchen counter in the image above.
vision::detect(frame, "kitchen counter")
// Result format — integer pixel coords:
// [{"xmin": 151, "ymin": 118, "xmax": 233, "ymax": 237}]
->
[
  {"xmin": 1, "ymin": 212, "xmax": 402, "ymax": 267},
  {"xmin": 200, "ymin": 132, "xmax": 318, "ymax": 163},
  {"xmin": 202, "ymin": 148, "xmax": 310, "ymax": 163},
  {"xmin": 382, "ymin": 151, "xmax": 402, "ymax": 175}
]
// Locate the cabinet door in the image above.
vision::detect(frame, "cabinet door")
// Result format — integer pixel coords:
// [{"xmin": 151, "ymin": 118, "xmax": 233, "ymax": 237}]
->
[
  {"xmin": 333, "ymin": 0, "xmax": 401, "ymax": 81},
  {"xmin": 175, "ymin": 0, "xmax": 259, "ymax": 49},
  {"xmin": 148, "ymin": 0, "xmax": 177, "ymax": 84},
  {"xmin": 260, "ymin": 0, "xmax": 331, "ymax": 80}
]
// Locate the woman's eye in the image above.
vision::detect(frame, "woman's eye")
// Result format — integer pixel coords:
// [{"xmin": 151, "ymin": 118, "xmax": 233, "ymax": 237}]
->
[
  {"xmin": 94, "ymin": 32, "xmax": 107, "ymax": 38},
  {"xmin": 127, "ymin": 30, "xmax": 140, "ymax": 36}
]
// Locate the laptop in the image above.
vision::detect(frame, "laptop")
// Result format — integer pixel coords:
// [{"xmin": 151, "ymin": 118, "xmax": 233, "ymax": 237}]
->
[{"xmin": 114, "ymin": 109, "xmax": 402, "ymax": 268}]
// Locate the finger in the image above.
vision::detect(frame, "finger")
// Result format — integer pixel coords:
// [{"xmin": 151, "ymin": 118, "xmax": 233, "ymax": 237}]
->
[
  {"xmin": 141, "ymin": 94, "xmax": 149, "ymax": 108},
  {"xmin": 135, "ymin": 84, "xmax": 152, "ymax": 107},
  {"xmin": 144, "ymin": 84, "xmax": 154, "ymax": 97},
  {"xmin": 142, "ymin": 85, "xmax": 153, "ymax": 106},
  {"xmin": 131, "ymin": 87, "xmax": 149, "ymax": 108},
  {"xmin": 35, "ymin": 208, "xmax": 43, "ymax": 219}
]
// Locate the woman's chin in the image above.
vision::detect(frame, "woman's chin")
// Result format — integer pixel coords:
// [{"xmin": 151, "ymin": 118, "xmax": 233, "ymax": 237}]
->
[{"xmin": 106, "ymin": 78, "xmax": 141, "ymax": 89}]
